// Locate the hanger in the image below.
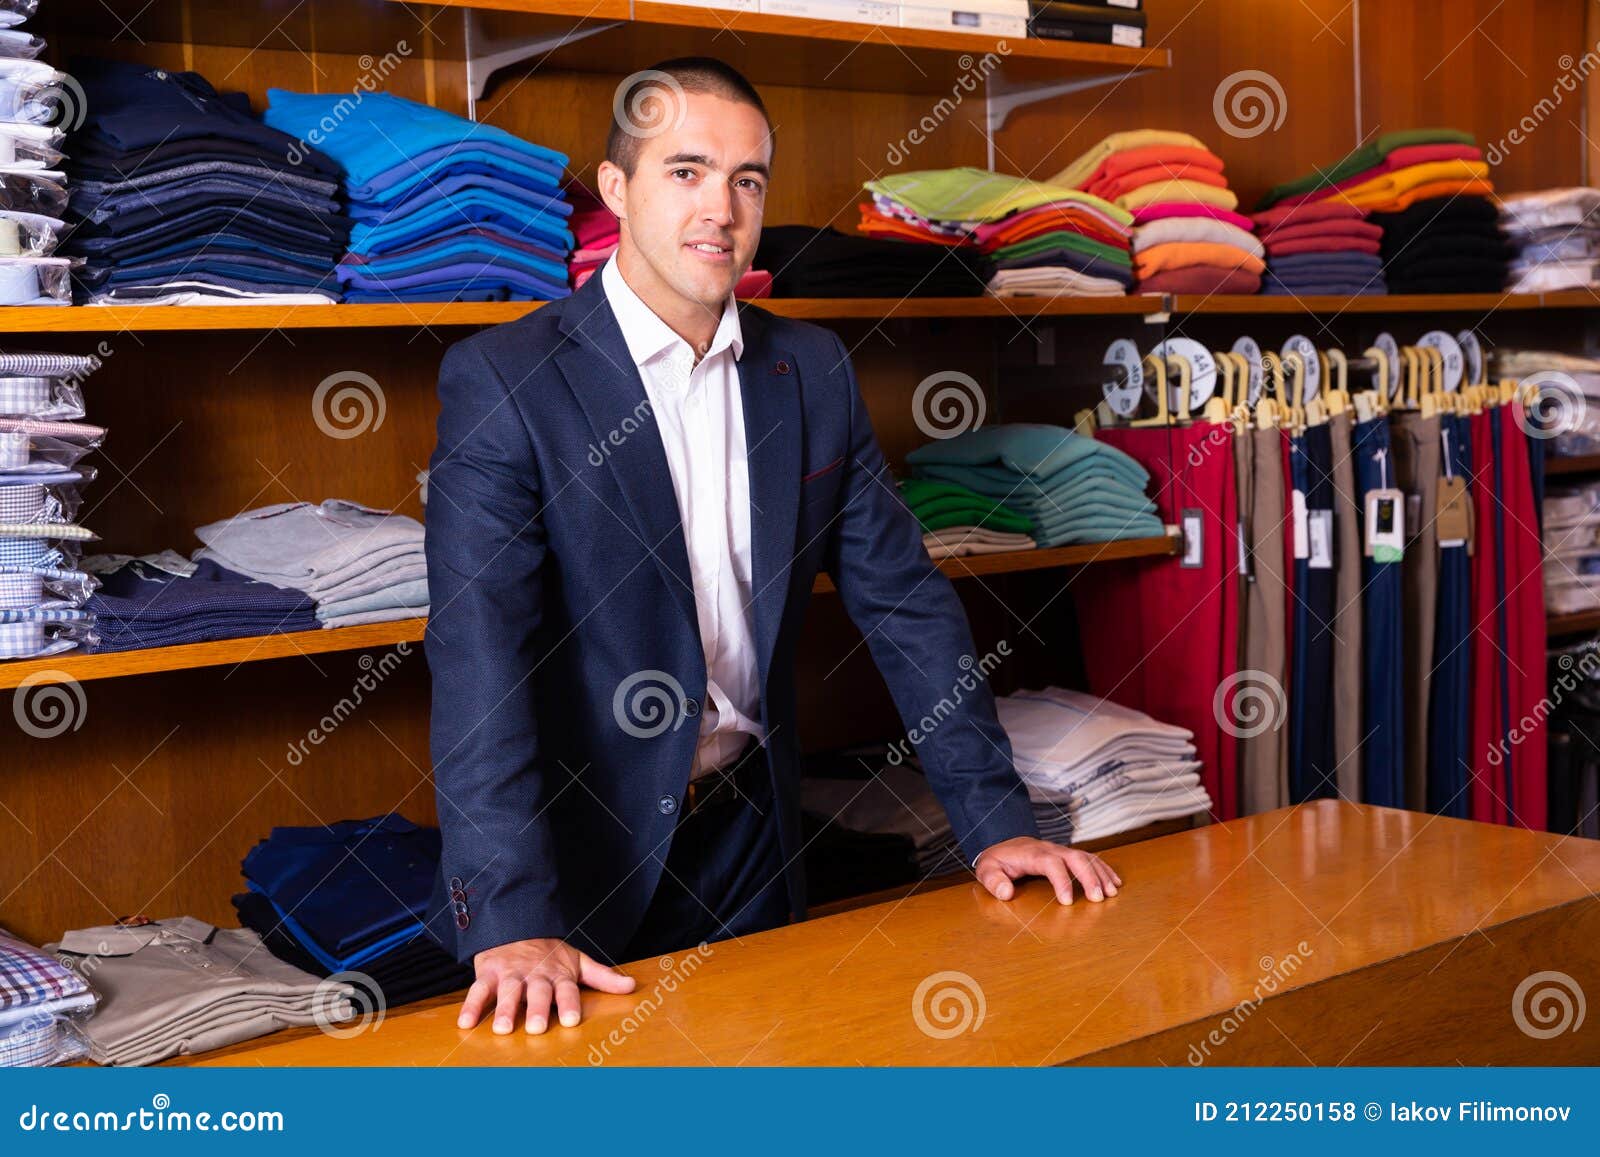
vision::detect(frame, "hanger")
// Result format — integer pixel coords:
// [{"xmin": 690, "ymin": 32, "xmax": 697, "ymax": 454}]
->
[
  {"xmin": 1358, "ymin": 343, "xmax": 1393, "ymax": 418},
  {"xmin": 1130, "ymin": 354, "xmax": 1171, "ymax": 428},
  {"xmin": 1323, "ymin": 348, "xmax": 1351, "ymax": 417},
  {"xmin": 1257, "ymin": 351, "xmax": 1285, "ymax": 430},
  {"xmin": 1167, "ymin": 354, "xmax": 1194, "ymax": 424},
  {"xmin": 1281, "ymin": 350, "xmax": 1309, "ymax": 434},
  {"xmin": 1419, "ymin": 347, "xmax": 1447, "ymax": 419}
]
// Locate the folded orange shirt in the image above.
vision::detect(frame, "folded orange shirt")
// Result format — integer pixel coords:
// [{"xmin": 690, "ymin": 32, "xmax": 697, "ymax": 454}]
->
[
  {"xmin": 1082, "ymin": 144, "xmax": 1224, "ymax": 189},
  {"xmin": 978, "ymin": 210, "xmax": 1129, "ymax": 252},
  {"xmin": 856, "ymin": 204, "xmax": 968, "ymax": 246},
  {"xmin": 1134, "ymin": 241, "xmax": 1266, "ymax": 278},
  {"xmin": 1087, "ymin": 164, "xmax": 1230, "ymax": 203},
  {"xmin": 1348, "ymin": 177, "xmax": 1496, "ymax": 214}
]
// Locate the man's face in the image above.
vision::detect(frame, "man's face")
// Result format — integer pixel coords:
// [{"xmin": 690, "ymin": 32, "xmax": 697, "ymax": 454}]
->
[{"xmin": 601, "ymin": 90, "xmax": 771, "ymax": 314}]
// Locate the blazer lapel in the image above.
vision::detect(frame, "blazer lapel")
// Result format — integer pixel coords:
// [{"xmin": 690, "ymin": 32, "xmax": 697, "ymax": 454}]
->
[
  {"xmin": 737, "ymin": 307, "xmax": 801, "ymax": 689},
  {"xmin": 555, "ymin": 276, "xmax": 698, "ymax": 632}
]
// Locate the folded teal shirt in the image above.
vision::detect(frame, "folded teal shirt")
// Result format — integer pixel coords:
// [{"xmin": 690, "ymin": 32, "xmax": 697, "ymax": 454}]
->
[{"xmin": 906, "ymin": 423, "xmax": 1151, "ymax": 488}]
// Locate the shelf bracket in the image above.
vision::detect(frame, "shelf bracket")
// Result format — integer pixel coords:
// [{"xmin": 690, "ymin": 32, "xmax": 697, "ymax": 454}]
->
[
  {"xmin": 463, "ymin": 9, "xmax": 622, "ymax": 117},
  {"xmin": 983, "ymin": 67, "xmax": 1155, "ymax": 169}
]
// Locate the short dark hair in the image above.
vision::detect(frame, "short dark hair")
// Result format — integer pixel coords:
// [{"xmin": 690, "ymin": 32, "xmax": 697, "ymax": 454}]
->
[{"xmin": 606, "ymin": 57, "xmax": 772, "ymax": 177}]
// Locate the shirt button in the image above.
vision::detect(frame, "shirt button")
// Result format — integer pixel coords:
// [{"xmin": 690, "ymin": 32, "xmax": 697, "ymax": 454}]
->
[
  {"xmin": 683, "ymin": 697, "xmax": 700, "ymax": 717},
  {"xmin": 658, "ymin": 794, "xmax": 678, "ymax": 815}
]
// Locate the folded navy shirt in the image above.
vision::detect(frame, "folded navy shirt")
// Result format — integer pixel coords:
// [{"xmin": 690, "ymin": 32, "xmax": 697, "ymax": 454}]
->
[{"xmin": 85, "ymin": 556, "xmax": 318, "ymax": 652}]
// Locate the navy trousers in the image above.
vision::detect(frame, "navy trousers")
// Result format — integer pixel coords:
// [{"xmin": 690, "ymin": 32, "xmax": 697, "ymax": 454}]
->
[
  {"xmin": 1354, "ymin": 415, "xmax": 1406, "ymax": 806},
  {"xmin": 1428, "ymin": 414, "xmax": 1473, "ymax": 817},
  {"xmin": 1291, "ymin": 426, "xmax": 1338, "ymax": 801}
]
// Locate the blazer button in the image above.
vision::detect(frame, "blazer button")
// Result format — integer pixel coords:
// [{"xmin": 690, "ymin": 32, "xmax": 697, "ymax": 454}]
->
[
  {"xmin": 658, "ymin": 794, "xmax": 678, "ymax": 815},
  {"xmin": 775, "ymin": 360, "xmax": 790, "ymax": 375},
  {"xmin": 683, "ymin": 697, "xmax": 700, "ymax": 718}
]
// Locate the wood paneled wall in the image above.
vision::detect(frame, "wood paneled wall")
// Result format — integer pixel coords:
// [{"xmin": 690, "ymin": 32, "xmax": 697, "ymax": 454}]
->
[{"xmin": 3, "ymin": 0, "xmax": 1597, "ymax": 944}]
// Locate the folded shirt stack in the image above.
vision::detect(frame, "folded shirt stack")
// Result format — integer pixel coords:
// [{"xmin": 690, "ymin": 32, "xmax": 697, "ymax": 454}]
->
[
  {"xmin": 0, "ymin": 924, "xmax": 95, "ymax": 1067},
  {"xmin": 47, "ymin": 917, "xmax": 354, "ymax": 1066},
  {"xmin": 896, "ymin": 477, "xmax": 1037, "ymax": 559},
  {"xmin": 1255, "ymin": 129, "xmax": 1503, "ymax": 294},
  {"xmin": 995, "ymin": 686, "xmax": 1211, "ymax": 844},
  {"xmin": 192, "ymin": 499, "xmax": 428, "ymax": 629},
  {"xmin": 1543, "ymin": 482, "xmax": 1600, "ymax": 615},
  {"xmin": 1500, "ymin": 188, "xmax": 1600, "ymax": 294},
  {"xmin": 64, "ymin": 57, "xmax": 347, "ymax": 306},
  {"xmin": 1369, "ymin": 195, "xmax": 1511, "ymax": 294},
  {"xmin": 1049, "ymin": 129, "xmax": 1259, "ymax": 295},
  {"xmin": 799, "ymin": 758, "xmax": 962, "ymax": 876},
  {"xmin": 263, "ymin": 90, "xmax": 573, "ymax": 303},
  {"xmin": 0, "ymin": 350, "xmax": 105, "ymax": 659},
  {"xmin": 754, "ymin": 223, "xmax": 991, "ymax": 297},
  {"xmin": 0, "ymin": 4, "xmax": 72, "ymax": 306},
  {"xmin": 861, "ymin": 167, "xmax": 1134, "ymax": 298},
  {"xmin": 1251, "ymin": 200, "xmax": 1387, "ymax": 295},
  {"xmin": 1497, "ymin": 348, "xmax": 1600, "ymax": 458},
  {"xmin": 569, "ymin": 182, "xmax": 772, "ymax": 297},
  {"xmin": 81, "ymin": 550, "xmax": 318, "ymax": 652},
  {"xmin": 235, "ymin": 815, "xmax": 471, "ymax": 1009},
  {"xmin": 905, "ymin": 423, "xmax": 1164, "ymax": 547}
]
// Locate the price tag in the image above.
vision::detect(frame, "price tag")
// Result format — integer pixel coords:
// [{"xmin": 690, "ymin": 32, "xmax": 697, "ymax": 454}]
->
[
  {"xmin": 1281, "ymin": 334, "xmax": 1323, "ymax": 402},
  {"xmin": 1418, "ymin": 330, "xmax": 1465, "ymax": 393},
  {"xmin": 1365, "ymin": 488, "xmax": 1405, "ymax": 563},
  {"xmin": 1101, "ymin": 338, "xmax": 1144, "ymax": 417},
  {"xmin": 1181, "ymin": 508, "xmax": 1204, "ymax": 568},
  {"xmin": 1308, "ymin": 509, "xmax": 1333, "ymax": 569},
  {"xmin": 1291, "ymin": 489, "xmax": 1309, "ymax": 559},
  {"xmin": 1237, "ymin": 522, "xmax": 1252, "ymax": 578},
  {"xmin": 1437, "ymin": 475, "xmax": 1472, "ymax": 551}
]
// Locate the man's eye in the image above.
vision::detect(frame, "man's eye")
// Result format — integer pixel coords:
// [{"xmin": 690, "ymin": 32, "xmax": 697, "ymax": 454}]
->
[{"xmin": 671, "ymin": 168, "xmax": 696, "ymax": 180}]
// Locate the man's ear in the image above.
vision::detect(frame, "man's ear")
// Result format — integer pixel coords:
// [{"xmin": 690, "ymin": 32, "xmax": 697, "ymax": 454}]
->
[{"xmin": 596, "ymin": 159, "xmax": 628, "ymax": 221}]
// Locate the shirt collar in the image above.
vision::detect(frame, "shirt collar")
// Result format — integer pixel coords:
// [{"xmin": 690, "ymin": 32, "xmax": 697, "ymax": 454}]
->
[{"xmin": 601, "ymin": 252, "xmax": 744, "ymax": 368}]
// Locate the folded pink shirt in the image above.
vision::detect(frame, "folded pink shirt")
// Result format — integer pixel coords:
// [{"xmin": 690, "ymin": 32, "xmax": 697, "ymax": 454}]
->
[
  {"xmin": 1130, "ymin": 201, "xmax": 1257, "ymax": 232},
  {"xmin": 1251, "ymin": 199, "xmax": 1367, "ymax": 231},
  {"xmin": 1258, "ymin": 219, "xmax": 1383, "ymax": 245},
  {"xmin": 1265, "ymin": 235, "xmax": 1382, "ymax": 257}
]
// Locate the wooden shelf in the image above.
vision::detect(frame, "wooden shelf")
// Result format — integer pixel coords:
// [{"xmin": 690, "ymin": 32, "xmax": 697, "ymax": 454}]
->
[
  {"xmin": 1548, "ymin": 608, "xmax": 1600, "ymax": 636},
  {"xmin": 1546, "ymin": 453, "xmax": 1600, "ymax": 476},
  {"xmin": 0, "ymin": 541, "xmax": 1171, "ymax": 688},
  {"xmin": 812, "ymin": 535, "xmax": 1178, "ymax": 594},
  {"xmin": 0, "ymin": 619, "xmax": 427, "ymax": 691},
  {"xmin": 1167, "ymin": 291, "xmax": 1594, "ymax": 316},
  {"xmin": 414, "ymin": 0, "xmax": 1169, "ymax": 96}
]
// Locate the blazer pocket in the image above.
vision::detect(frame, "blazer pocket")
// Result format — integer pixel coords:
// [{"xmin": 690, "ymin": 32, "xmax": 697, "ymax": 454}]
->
[{"xmin": 801, "ymin": 456, "xmax": 845, "ymax": 484}]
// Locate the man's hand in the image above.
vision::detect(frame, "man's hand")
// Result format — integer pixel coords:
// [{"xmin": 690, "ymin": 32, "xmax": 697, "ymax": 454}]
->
[
  {"xmin": 974, "ymin": 837, "xmax": 1122, "ymax": 905},
  {"xmin": 458, "ymin": 937, "xmax": 638, "ymax": 1035}
]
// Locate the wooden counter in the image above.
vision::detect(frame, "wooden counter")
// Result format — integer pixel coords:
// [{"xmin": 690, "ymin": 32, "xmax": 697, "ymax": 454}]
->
[{"xmin": 185, "ymin": 803, "xmax": 1600, "ymax": 1066}]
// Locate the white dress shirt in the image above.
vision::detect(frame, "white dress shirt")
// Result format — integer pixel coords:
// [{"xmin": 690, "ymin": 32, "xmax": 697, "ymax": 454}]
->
[{"xmin": 601, "ymin": 254, "xmax": 765, "ymax": 779}]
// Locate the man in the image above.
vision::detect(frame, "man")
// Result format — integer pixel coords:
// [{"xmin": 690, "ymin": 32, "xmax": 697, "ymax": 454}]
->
[{"xmin": 424, "ymin": 57, "xmax": 1123, "ymax": 1037}]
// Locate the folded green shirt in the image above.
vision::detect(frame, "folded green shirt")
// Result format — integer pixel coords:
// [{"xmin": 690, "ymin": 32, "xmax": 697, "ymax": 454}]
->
[
  {"xmin": 1257, "ymin": 127, "xmax": 1477, "ymax": 209},
  {"xmin": 897, "ymin": 478, "xmax": 1034, "ymax": 533},
  {"xmin": 988, "ymin": 231, "xmax": 1132, "ymax": 268},
  {"xmin": 866, "ymin": 168, "xmax": 1131, "ymax": 226}
]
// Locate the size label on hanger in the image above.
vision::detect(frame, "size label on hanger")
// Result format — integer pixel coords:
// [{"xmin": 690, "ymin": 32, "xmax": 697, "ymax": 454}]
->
[
  {"xmin": 1308, "ymin": 509, "xmax": 1333, "ymax": 569},
  {"xmin": 1456, "ymin": 330, "xmax": 1484, "ymax": 388},
  {"xmin": 1418, "ymin": 330, "xmax": 1465, "ymax": 393},
  {"xmin": 1102, "ymin": 338, "xmax": 1143, "ymax": 417},
  {"xmin": 1437, "ymin": 475, "xmax": 1472, "ymax": 550},
  {"xmin": 1180, "ymin": 508, "xmax": 1204, "ymax": 568},
  {"xmin": 1232, "ymin": 336, "xmax": 1264, "ymax": 406},
  {"xmin": 1281, "ymin": 334, "xmax": 1322, "ymax": 402},
  {"xmin": 1365, "ymin": 487, "xmax": 1405, "ymax": 562},
  {"xmin": 1374, "ymin": 332, "xmax": 1402, "ymax": 399},
  {"xmin": 1150, "ymin": 337, "xmax": 1219, "ymax": 413}
]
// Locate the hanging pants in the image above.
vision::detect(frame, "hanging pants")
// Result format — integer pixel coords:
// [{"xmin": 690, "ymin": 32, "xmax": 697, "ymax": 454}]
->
[
  {"xmin": 1237, "ymin": 426, "xmax": 1291, "ymax": 814},
  {"xmin": 1496, "ymin": 404, "xmax": 1550, "ymax": 830},
  {"xmin": 1353, "ymin": 414, "xmax": 1405, "ymax": 806},
  {"xmin": 1289, "ymin": 427, "xmax": 1337, "ymax": 800},
  {"xmin": 1327, "ymin": 411, "xmax": 1364, "ymax": 800},
  {"xmin": 1391, "ymin": 411, "xmax": 1441, "ymax": 810},
  {"xmin": 1076, "ymin": 422, "xmax": 1241, "ymax": 819},
  {"xmin": 1427, "ymin": 413, "xmax": 1473, "ymax": 817}
]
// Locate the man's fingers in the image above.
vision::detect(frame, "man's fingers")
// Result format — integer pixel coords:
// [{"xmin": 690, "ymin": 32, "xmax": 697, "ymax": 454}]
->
[
  {"xmin": 579, "ymin": 952, "xmax": 638, "ymax": 994},
  {"xmin": 524, "ymin": 977, "xmax": 555, "ymax": 1034},
  {"xmin": 1066, "ymin": 852, "xmax": 1105, "ymax": 902},
  {"xmin": 554, "ymin": 978, "xmax": 583, "ymax": 1028},
  {"xmin": 1036, "ymin": 853, "xmax": 1075, "ymax": 905},
  {"xmin": 492, "ymin": 975, "xmax": 525, "ymax": 1034},
  {"xmin": 1095, "ymin": 858, "xmax": 1120, "ymax": 896},
  {"xmin": 457, "ymin": 976, "xmax": 494, "ymax": 1029},
  {"xmin": 976, "ymin": 858, "xmax": 1016, "ymax": 900}
]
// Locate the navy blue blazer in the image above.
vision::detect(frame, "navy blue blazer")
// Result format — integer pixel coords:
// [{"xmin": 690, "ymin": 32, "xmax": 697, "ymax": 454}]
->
[{"xmin": 421, "ymin": 270, "xmax": 1039, "ymax": 966}]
